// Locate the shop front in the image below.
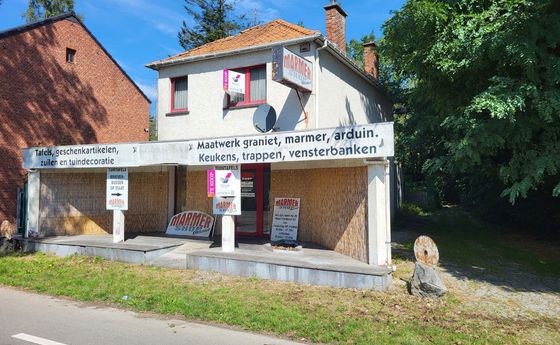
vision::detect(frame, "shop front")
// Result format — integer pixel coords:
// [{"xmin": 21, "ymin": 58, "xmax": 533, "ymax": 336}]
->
[{"xmin": 22, "ymin": 122, "xmax": 394, "ymax": 267}]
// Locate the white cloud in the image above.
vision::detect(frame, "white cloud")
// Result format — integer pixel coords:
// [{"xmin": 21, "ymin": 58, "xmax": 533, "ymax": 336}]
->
[
  {"xmin": 136, "ymin": 82, "xmax": 158, "ymax": 101},
  {"xmin": 150, "ymin": 21, "xmax": 177, "ymax": 36}
]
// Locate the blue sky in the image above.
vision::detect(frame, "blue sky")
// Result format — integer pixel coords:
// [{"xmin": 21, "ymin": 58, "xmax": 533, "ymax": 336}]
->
[{"xmin": 0, "ymin": 0, "xmax": 405, "ymax": 113}]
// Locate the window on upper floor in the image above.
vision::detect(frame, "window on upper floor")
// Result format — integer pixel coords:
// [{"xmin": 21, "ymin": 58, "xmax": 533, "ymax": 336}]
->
[
  {"xmin": 228, "ymin": 65, "xmax": 266, "ymax": 107},
  {"xmin": 66, "ymin": 48, "xmax": 76, "ymax": 63},
  {"xmin": 171, "ymin": 76, "xmax": 188, "ymax": 112}
]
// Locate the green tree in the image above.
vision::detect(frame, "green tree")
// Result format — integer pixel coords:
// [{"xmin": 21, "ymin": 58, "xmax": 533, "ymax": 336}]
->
[
  {"xmin": 23, "ymin": 0, "xmax": 75, "ymax": 23},
  {"xmin": 178, "ymin": 0, "xmax": 247, "ymax": 50},
  {"xmin": 382, "ymin": 0, "xmax": 560, "ymax": 204},
  {"xmin": 148, "ymin": 116, "xmax": 157, "ymax": 141}
]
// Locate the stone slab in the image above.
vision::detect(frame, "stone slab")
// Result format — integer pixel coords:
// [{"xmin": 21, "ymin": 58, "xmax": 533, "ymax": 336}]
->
[
  {"xmin": 20, "ymin": 235, "xmax": 392, "ymax": 290},
  {"xmin": 186, "ymin": 254, "xmax": 391, "ymax": 290}
]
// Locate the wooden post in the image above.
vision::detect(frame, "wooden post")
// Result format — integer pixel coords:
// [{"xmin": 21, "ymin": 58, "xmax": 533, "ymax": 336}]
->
[
  {"xmin": 113, "ymin": 209, "xmax": 125, "ymax": 243},
  {"xmin": 221, "ymin": 215, "xmax": 235, "ymax": 252}
]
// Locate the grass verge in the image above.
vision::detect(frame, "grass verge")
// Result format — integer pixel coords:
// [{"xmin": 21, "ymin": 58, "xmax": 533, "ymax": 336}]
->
[{"xmin": 0, "ymin": 250, "xmax": 549, "ymax": 345}]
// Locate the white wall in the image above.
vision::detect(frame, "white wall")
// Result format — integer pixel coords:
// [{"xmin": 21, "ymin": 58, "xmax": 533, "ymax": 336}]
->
[
  {"xmin": 317, "ymin": 51, "xmax": 393, "ymax": 127},
  {"xmin": 157, "ymin": 45, "xmax": 315, "ymax": 141},
  {"xmin": 156, "ymin": 42, "xmax": 392, "ymax": 141}
]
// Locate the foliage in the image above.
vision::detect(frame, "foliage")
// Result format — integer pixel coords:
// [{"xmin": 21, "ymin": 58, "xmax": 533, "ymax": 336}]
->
[
  {"xmin": 178, "ymin": 0, "xmax": 248, "ymax": 50},
  {"xmin": 23, "ymin": 0, "xmax": 75, "ymax": 23},
  {"xmin": 381, "ymin": 0, "xmax": 560, "ymax": 204},
  {"xmin": 399, "ymin": 202, "xmax": 431, "ymax": 217},
  {"xmin": 148, "ymin": 116, "xmax": 157, "ymax": 141},
  {"xmin": 347, "ymin": 32, "xmax": 375, "ymax": 70}
]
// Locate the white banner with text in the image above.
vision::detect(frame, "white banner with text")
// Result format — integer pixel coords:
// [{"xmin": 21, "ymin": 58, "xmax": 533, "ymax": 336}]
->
[
  {"xmin": 22, "ymin": 123, "xmax": 394, "ymax": 169},
  {"xmin": 187, "ymin": 123, "xmax": 394, "ymax": 166},
  {"xmin": 24, "ymin": 143, "xmax": 139, "ymax": 169}
]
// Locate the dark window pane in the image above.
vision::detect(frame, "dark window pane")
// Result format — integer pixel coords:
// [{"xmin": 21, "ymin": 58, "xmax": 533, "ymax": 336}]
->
[
  {"xmin": 173, "ymin": 77, "xmax": 188, "ymax": 110},
  {"xmin": 250, "ymin": 66, "xmax": 266, "ymax": 101}
]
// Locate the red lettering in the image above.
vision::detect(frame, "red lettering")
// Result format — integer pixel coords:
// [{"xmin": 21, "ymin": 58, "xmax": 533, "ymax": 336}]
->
[
  {"xmin": 192, "ymin": 213, "xmax": 202, "ymax": 227},
  {"xmin": 275, "ymin": 198, "xmax": 299, "ymax": 207},
  {"xmin": 184, "ymin": 212, "xmax": 192, "ymax": 226}
]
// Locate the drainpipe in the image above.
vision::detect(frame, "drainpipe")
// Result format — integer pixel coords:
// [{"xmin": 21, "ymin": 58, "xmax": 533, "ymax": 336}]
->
[{"xmin": 314, "ymin": 39, "xmax": 328, "ymax": 128}]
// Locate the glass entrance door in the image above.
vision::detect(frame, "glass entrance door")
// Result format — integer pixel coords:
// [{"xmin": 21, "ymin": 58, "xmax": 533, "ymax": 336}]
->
[{"xmin": 235, "ymin": 164, "xmax": 270, "ymax": 237}]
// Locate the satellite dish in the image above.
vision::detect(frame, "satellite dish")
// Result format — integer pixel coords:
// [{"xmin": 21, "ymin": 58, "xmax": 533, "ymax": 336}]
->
[{"xmin": 253, "ymin": 104, "xmax": 277, "ymax": 133}]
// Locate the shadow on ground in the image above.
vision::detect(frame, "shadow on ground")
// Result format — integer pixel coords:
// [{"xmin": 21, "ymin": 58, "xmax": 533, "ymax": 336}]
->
[{"xmin": 392, "ymin": 206, "xmax": 560, "ymax": 294}]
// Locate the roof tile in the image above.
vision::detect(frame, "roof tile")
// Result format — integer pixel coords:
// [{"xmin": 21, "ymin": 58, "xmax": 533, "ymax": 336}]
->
[{"xmin": 154, "ymin": 19, "xmax": 319, "ymax": 64}]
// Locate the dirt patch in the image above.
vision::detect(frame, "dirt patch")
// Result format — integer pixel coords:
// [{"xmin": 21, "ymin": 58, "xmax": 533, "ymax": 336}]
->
[{"xmin": 392, "ymin": 208, "xmax": 560, "ymax": 344}]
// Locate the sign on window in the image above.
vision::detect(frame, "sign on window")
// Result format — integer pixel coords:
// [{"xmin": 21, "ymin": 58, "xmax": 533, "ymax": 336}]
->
[{"xmin": 223, "ymin": 69, "xmax": 245, "ymax": 94}]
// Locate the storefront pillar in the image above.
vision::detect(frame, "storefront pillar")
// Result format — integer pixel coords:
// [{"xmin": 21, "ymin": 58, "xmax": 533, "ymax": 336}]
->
[
  {"xmin": 25, "ymin": 170, "xmax": 40, "ymax": 238},
  {"xmin": 167, "ymin": 166, "xmax": 176, "ymax": 222},
  {"xmin": 367, "ymin": 160, "xmax": 391, "ymax": 266}
]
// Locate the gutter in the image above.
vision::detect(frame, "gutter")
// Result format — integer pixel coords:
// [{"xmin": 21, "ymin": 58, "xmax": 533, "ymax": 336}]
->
[
  {"xmin": 146, "ymin": 34, "xmax": 322, "ymax": 70},
  {"xmin": 314, "ymin": 39, "xmax": 329, "ymax": 128}
]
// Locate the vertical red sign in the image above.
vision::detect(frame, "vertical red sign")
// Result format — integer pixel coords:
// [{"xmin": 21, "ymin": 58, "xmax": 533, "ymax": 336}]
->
[
  {"xmin": 222, "ymin": 70, "xmax": 229, "ymax": 91},
  {"xmin": 207, "ymin": 169, "xmax": 216, "ymax": 197}
]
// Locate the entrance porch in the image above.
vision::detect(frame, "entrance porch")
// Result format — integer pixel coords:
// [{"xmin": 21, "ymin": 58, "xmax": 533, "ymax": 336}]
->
[{"xmin": 21, "ymin": 234, "xmax": 392, "ymax": 290}]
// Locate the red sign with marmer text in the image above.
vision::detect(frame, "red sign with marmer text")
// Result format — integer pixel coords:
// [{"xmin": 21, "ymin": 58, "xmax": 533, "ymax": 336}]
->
[{"xmin": 166, "ymin": 211, "xmax": 215, "ymax": 237}]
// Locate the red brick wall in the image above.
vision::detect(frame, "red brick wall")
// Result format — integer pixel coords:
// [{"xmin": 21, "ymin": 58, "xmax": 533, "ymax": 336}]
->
[
  {"xmin": 0, "ymin": 18, "xmax": 150, "ymax": 223},
  {"xmin": 363, "ymin": 43, "xmax": 379, "ymax": 79}
]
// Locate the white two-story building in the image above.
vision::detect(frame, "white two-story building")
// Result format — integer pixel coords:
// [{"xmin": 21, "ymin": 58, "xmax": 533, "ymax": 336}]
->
[{"xmin": 144, "ymin": 2, "xmax": 395, "ymax": 264}]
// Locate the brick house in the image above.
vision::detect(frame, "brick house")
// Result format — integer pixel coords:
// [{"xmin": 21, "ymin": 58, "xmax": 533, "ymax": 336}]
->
[{"xmin": 0, "ymin": 13, "xmax": 150, "ymax": 226}]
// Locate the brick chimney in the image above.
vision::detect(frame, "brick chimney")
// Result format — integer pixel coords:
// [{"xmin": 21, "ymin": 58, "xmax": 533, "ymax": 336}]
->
[
  {"xmin": 363, "ymin": 42, "xmax": 379, "ymax": 79},
  {"xmin": 324, "ymin": 1, "xmax": 347, "ymax": 54}
]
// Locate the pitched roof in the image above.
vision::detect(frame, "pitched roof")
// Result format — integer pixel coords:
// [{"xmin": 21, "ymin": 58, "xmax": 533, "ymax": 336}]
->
[
  {"xmin": 151, "ymin": 19, "xmax": 319, "ymax": 65},
  {"xmin": 0, "ymin": 13, "xmax": 151, "ymax": 104},
  {"xmin": 146, "ymin": 18, "xmax": 384, "ymax": 92}
]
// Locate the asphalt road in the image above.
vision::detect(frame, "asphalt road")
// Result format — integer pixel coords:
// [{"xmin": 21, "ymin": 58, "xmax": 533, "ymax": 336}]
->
[{"xmin": 0, "ymin": 286, "xmax": 303, "ymax": 345}]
